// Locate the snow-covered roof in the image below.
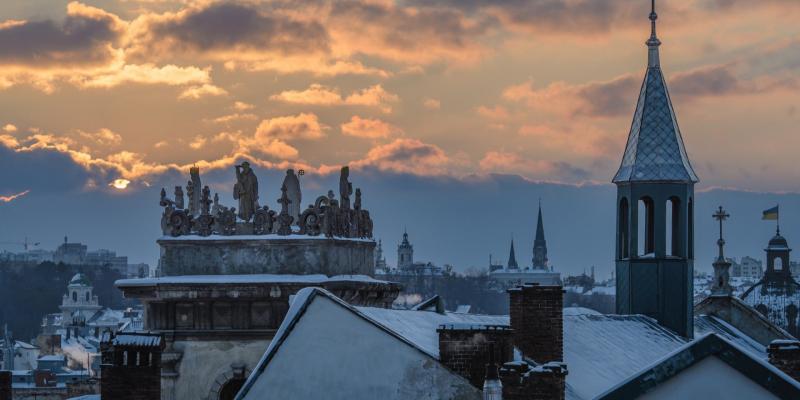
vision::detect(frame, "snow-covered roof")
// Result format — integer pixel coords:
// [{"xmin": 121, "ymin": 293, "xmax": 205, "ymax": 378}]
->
[
  {"xmin": 116, "ymin": 274, "xmax": 387, "ymax": 287},
  {"xmin": 238, "ymin": 288, "xmax": 771, "ymax": 400},
  {"xmin": 356, "ymin": 307, "xmax": 508, "ymax": 358},
  {"xmin": 597, "ymin": 333, "xmax": 800, "ymax": 399},
  {"xmin": 111, "ymin": 334, "xmax": 161, "ymax": 348}
]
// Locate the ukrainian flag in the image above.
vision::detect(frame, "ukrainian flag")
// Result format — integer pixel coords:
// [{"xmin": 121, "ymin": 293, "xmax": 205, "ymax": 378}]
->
[{"xmin": 763, "ymin": 205, "xmax": 779, "ymax": 220}]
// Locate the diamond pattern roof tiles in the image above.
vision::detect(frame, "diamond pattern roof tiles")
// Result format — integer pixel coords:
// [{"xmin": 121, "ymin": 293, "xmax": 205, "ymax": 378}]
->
[{"xmin": 613, "ymin": 66, "xmax": 698, "ymax": 183}]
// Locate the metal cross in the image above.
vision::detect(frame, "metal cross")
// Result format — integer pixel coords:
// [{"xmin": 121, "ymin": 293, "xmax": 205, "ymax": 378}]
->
[{"xmin": 713, "ymin": 206, "xmax": 730, "ymax": 260}]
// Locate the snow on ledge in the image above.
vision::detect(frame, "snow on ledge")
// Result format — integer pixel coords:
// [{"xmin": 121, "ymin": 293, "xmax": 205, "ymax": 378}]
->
[
  {"xmin": 158, "ymin": 234, "xmax": 376, "ymax": 243},
  {"xmin": 116, "ymin": 274, "xmax": 388, "ymax": 287}
]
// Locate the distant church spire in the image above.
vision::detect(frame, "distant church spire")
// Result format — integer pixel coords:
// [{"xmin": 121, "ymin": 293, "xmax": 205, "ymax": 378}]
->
[
  {"xmin": 532, "ymin": 201, "xmax": 548, "ymax": 270},
  {"xmin": 507, "ymin": 237, "xmax": 519, "ymax": 270}
]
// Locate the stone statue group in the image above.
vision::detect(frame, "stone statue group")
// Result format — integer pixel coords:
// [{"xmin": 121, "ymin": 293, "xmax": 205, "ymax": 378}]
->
[{"xmin": 159, "ymin": 163, "xmax": 373, "ymax": 239}]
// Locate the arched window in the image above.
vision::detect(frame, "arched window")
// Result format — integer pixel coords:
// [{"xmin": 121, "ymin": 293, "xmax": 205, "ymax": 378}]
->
[
  {"xmin": 666, "ymin": 197, "xmax": 680, "ymax": 257},
  {"xmin": 619, "ymin": 198, "xmax": 630, "ymax": 259},
  {"xmin": 688, "ymin": 198, "xmax": 694, "ymax": 259},
  {"xmin": 85, "ymin": 292, "xmax": 90, "ymax": 302},
  {"xmin": 72, "ymin": 291, "xmax": 77, "ymax": 302},
  {"xmin": 638, "ymin": 197, "xmax": 655, "ymax": 256},
  {"xmin": 775, "ymin": 257, "xmax": 784, "ymax": 271}
]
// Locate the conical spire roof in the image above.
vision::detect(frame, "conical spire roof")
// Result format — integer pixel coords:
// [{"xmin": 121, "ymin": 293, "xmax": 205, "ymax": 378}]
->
[
  {"xmin": 507, "ymin": 239, "xmax": 518, "ymax": 269},
  {"xmin": 613, "ymin": 0, "xmax": 698, "ymax": 184},
  {"xmin": 534, "ymin": 202, "xmax": 546, "ymax": 245}
]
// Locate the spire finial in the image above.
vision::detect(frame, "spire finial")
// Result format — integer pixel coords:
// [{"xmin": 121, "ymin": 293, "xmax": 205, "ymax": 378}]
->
[{"xmin": 646, "ymin": 0, "xmax": 661, "ymax": 67}]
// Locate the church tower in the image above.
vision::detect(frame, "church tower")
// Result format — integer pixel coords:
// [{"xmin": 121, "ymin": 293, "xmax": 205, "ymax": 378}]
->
[
  {"xmin": 397, "ymin": 230, "xmax": 414, "ymax": 270},
  {"xmin": 614, "ymin": 0, "xmax": 698, "ymax": 337},
  {"xmin": 532, "ymin": 202, "xmax": 548, "ymax": 270}
]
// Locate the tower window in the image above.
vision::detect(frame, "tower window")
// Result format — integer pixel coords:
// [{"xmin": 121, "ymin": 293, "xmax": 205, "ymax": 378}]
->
[
  {"xmin": 85, "ymin": 292, "xmax": 90, "ymax": 302},
  {"xmin": 619, "ymin": 198, "xmax": 630, "ymax": 259},
  {"xmin": 638, "ymin": 197, "xmax": 655, "ymax": 256},
  {"xmin": 72, "ymin": 291, "xmax": 77, "ymax": 302},
  {"xmin": 666, "ymin": 197, "xmax": 680, "ymax": 257}
]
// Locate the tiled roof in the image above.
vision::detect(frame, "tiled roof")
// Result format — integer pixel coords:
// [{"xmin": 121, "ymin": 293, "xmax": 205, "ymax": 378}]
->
[{"xmin": 613, "ymin": 65, "xmax": 698, "ymax": 183}]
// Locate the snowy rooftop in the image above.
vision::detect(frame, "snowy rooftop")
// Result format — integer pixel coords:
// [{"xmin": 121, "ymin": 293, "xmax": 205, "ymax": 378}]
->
[
  {"xmin": 245, "ymin": 287, "xmax": 770, "ymax": 400},
  {"xmin": 116, "ymin": 274, "xmax": 387, "ymax": 287},
  {"xmin": 111, "ymin": 334, "xmax": 161, "ymax": 348}
]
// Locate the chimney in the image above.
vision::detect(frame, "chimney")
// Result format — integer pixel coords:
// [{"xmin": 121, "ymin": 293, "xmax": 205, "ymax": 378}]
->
[
  {"xmin": 0, "ymin": 371, "xmax": 10, "ymax": 400},
  {"xmin": 508, "ymin": 284, "xmax": 564, "ymax": 363},
  {"xmin": 499, "ymin": 361, "xmax": 567, "ymax": 400},
  {"xmin": 437, "ymin": 324, "xmax": 513, "ymax": 389},
  {"xmin": 483, "ymin": 362, "xmax": 502, "ymax": 400},
  {"xmin": 768, "ymin": 339, "xmax": 800, "ymax": 382}
]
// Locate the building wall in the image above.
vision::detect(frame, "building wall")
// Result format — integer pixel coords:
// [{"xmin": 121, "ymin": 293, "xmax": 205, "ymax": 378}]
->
[
  {"xmin": 242, "ymin": 296, "xmax": 481, "ymax": 400},
  {"xmin": 157, "ymin": 237, "xmax": 375, "ymax": 276},
  {"xmin": 639, "ymin": 356, "xmax": 779, "ymax": 400},
  {"xmin": 170, "ymin": 339, "xmax": 270, "ymax": 400}
]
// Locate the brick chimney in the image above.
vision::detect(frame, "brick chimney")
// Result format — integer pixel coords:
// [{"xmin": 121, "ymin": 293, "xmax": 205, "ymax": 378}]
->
[
  {"xmin": 508, "ymin": 284, "xmax": 564, "ymax": 363},
  {"xmin": 499, "ymin": 361, "xmax": 568, "ymax": 400},
  {"xmin": 437, "ymin": 324, "xmax": 513, "ymax": 389},
  {"xmin": 101, "ymin": 332, "xmax": 164, "ymax": 400},
  {"xmin": 768, "ymin": 339, "xmax": 800, "ymax": 382},
  {"xmin": 0, "ymin": 370, "xmax": 11, "ymax": 400}
]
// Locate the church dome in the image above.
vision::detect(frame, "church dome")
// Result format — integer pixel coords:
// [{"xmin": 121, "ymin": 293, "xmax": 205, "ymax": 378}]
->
[
  {"xmin": 768, "ymin": 233, "xmax": 790, "ymax": 250},
  {"xmin": 69, "ymin": 273, "xmax": 91, "ymax": 286}
]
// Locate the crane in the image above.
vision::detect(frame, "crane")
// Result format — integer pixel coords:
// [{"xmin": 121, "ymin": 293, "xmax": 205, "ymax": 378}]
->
[{"xmin": 0, "ymin": 237, "xmax": 40, "ymax": 251}]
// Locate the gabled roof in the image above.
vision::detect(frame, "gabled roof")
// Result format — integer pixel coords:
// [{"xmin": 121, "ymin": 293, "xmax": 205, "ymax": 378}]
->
[
  {"xmin": 235, "ymin": 287, "xmax": 494, "ymax": 399},
  {"xmin": 597, "ymin": 333, "xmax": 800, "ymax": 399}
]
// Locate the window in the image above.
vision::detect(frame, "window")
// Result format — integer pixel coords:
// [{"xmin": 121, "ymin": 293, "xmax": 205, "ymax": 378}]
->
[
  {"xmin": 638, "ymin": 197, "xmax": 655, "ymax": 256},
  {"xmin": 666, "ymin": 197, "xmax": 680, "ymax": 257},
  {"xmin": 619, "ymin": 198, "xmax": 629, "ymax": 259},
  {"xmin": 72, "ymin": 291, "xmax": 77, "ymax": 302}
]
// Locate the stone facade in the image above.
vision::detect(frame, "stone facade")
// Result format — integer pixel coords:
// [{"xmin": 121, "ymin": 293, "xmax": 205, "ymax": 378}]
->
[
  {"xmin": 436, "ymin": 325, "xmax": 513, "ymax": 388},
  {"xmin": 157, "ymin": 237, "xmax": 375, "ymax": 277},
  {"xmin": 508, "ymin": 284, "xmax": 564, "ymax": 364},
  {"xmin": 768, "ymin": 339, "xmax": 800, "ymax": 382},
  {"xmin": 117, "ymin": 277, "xmax": 401, "ymax": 400}
]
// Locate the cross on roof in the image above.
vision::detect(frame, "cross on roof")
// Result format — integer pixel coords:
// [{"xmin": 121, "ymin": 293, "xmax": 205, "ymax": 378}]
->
[{"xmin": 713, "ymin": 206, "xmax": 730, "ymax": 261}]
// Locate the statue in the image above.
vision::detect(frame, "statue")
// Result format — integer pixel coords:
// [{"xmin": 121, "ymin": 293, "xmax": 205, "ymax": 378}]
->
[
  {"xmin": 201, "ymin": 186, "xmax": 212, "ymax": 215},
  {"xmin": 276, "ymin": 184, "xmax": 293, "ymax": 236},
  {"xmin": 233, "ymin": 161, "xmax": 259, "ymax": 222},
  {"xmin": 212, "ymin": 193, "xmax": 221, "ymax": 216},
  {"xmin": 174, "ymin": 186, "xmax": 184, "ymax": 209},
  {"xmin": 282, "ymin": 169, "xmax": 302, "ymax": 226},
  {"xmin": 189, "ymin": 166, "xmax": 202, "ymax": 217},
  {"xmin": 339, "ymin": 166, "xmax": 353, "ymax": 210},
  {"xmin": 354, "ymin": 188, "xmax": 362, "ymax": 210},
  {"xmin": 186, "ymin": 181, "xmax": 199, "ymax": 215},
  {"xmin": 159, "ymin": 188, "xmax": 173, "ymax": 207}
]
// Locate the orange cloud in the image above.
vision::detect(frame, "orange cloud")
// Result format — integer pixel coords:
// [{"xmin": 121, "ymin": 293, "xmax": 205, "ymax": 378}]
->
[
  {"xmin": 254, "ymin": 113, "xmax": 327, "ymax": 141},
  {"xmin": 0, "ymin": 190, "xmax": 30, "ymax": 203},
  {"xmin": 270, "ymin": 84, "xmax": 399, "ymax": 113},
  {"xmin": 479, "ymin": 151, "xmax": 590, "ymax": 181},
  {"xmin": 178, "ymin": 83, "xmax": 228, "ymax": 100},
  {"xmin": 341, "ymin": 116, "xmax": 401, "ymax": 139},
  {"xmin": 78, "ymin": 128, "xmax": 122, "ymax": 145},
  {"xmin": 423, "ymin": 98, "xmax": 441, "ymax": 110},
  {"xmin": 352, "ymin": 138, "xmax": 454, "ymax": 175}
]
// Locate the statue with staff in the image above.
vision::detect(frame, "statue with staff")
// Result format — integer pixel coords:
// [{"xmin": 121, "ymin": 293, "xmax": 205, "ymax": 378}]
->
[{"xmin": 233, "ymin": 161, "xmax": 259, "ymax": 222}]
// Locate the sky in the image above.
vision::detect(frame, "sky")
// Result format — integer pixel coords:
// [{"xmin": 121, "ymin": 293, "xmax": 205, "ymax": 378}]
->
[{"xmin": 1, "ymin": 1, "xmax": 800, "ymax": 273}]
